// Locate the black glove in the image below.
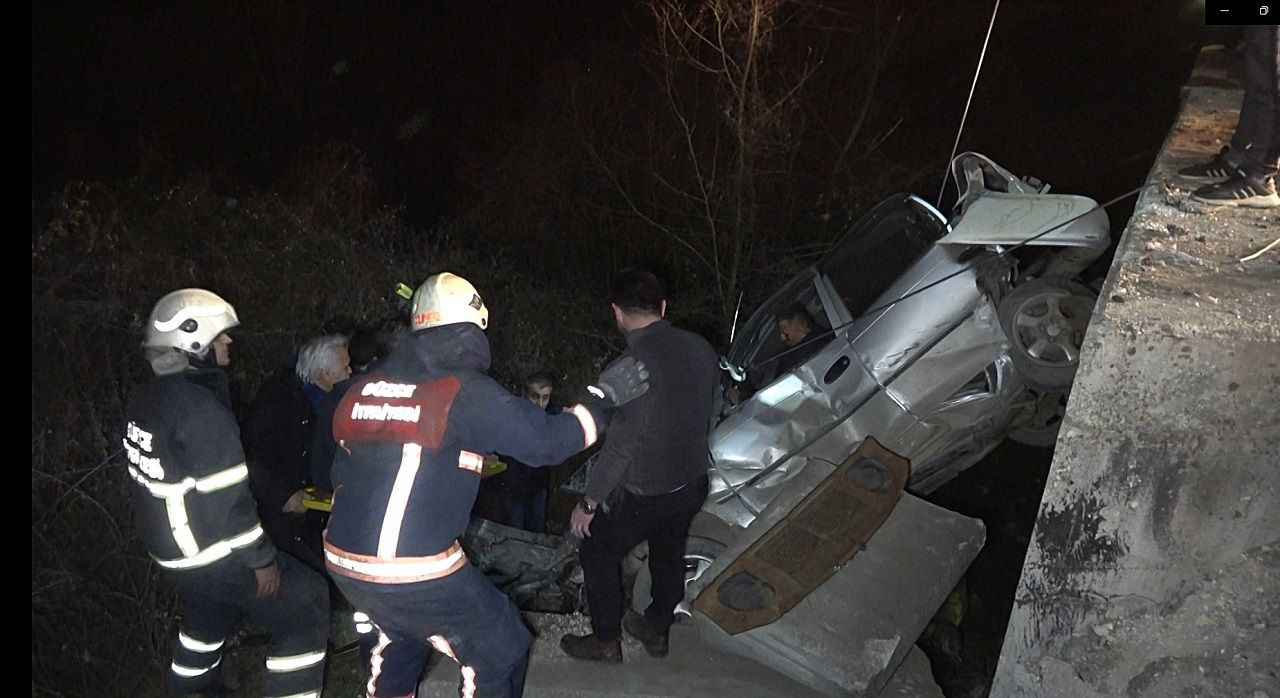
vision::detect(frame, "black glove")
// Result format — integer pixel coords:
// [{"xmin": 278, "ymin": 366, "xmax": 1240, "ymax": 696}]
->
[{"xmin": 588, "ymin": 356, "xmax": 650, "ymax": 409}]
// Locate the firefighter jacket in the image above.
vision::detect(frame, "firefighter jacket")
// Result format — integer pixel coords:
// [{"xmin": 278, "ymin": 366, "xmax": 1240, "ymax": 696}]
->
[
  {"xmin": 324, "ymin": 323, "xmax": 603, "ymax": 583},
  {"xmin": 124, "ymin": 368, "xmax": 276, "ymax": 572}
]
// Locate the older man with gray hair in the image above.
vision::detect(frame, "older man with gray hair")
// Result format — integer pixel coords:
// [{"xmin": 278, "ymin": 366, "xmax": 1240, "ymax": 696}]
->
[
  {"xmin": 243, "ymin": 334, "xmax": 351, "ymax": 573},
  {"xmin": 296, "ymin": 334, "xmax": 352, "ymax": 393}
]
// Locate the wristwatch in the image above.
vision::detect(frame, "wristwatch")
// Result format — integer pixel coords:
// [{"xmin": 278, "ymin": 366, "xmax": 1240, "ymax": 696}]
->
[{"xmin": 579, "ymin": 499, "xmax": 598, "ymax": 515}]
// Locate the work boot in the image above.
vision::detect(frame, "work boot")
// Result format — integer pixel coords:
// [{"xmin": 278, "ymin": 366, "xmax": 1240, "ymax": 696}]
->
[
  {"xmin": 560, "ymin": 632, "xmax": 622, "ymax": 663},
  {"xmin": 623, "ymin": 609, "xmax": 670, "ymax": 658},
  {"xmin": 1177, "ymin": 146, "xmax": 1236, "ymax": 181},
  {"xmin": 1191, "ymin": 170, "xmax": 1279, "ymax": 208}
]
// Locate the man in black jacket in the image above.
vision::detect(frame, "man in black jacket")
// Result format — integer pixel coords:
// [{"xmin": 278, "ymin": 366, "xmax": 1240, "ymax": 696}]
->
[
  {"xmin": 561, "ymin": 269, "xmax": 720, "ymax": 663},
  {"xmin": 123, "ymin": 288, "xmax": 329, "ymax": 697},
  {"xmin": 243, "ymin": 333, "xmax": 350, "ymax": 573}
]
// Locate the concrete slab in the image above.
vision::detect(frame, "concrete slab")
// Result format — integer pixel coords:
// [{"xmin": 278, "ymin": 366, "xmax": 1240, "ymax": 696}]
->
[
  {"xmin": 419, "ymin": 612, "xmax": 943, "ymax": 697},
  {"xmin": 991, "ymin": 51, "xmax": 1280, "ymax": 697},
  {"xmin": 693, "ymin": 492, "xmax": 984, "ymax": 697}
]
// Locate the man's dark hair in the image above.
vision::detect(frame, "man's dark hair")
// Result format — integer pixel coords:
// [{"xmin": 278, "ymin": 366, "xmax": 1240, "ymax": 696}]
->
[
  {"xmin": 322, "ymin": 315, "xmax": 358, "ymax": 337},
  {"xmin": 524, "ymin": 371, "xmax": 554, "ymax": 390},
  {"xmin": 777, "ymin": 303, "xmax": 815, "ymax": 330},
  {"xmin": 609, "ymin": 268, "xmax": 664, "ymax": 315},
  {"xmin": 347, "ymin": 327, "xmax": 381, "ymax": 368}
]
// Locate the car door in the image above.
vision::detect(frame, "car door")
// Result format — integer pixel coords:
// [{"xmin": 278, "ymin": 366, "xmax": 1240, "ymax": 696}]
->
[
  {"xmin": 707, "ymin": 195, "xmax": 954, "ymax": 527},
  {"xmin": 816, "ymin": 195, "xmax": 1009, "ymax": 490}
]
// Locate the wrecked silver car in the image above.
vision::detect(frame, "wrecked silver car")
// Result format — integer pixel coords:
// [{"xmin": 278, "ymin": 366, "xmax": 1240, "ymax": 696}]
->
[
  {"xmin": 702, "ymin": 151, "xmax": 1109, "ymax": 536},
  {"xmin": 663, "ymin": 152, "xmax": 1110, "ymax": 695}
]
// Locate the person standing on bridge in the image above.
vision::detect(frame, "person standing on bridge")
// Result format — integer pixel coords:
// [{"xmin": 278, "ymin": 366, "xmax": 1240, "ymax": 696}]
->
[{"xmin": 1183, "ymin": 25, "xmax": 1279, "ymax": 208}]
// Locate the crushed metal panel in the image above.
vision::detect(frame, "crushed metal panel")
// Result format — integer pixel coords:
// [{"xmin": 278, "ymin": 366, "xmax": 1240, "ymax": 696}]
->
[
  {"xmin": 938, "ymin": 192, "xmax": 1110, "ymax": 249},
  {"xmin": 691, "ymin": 463, "xmax": 985, "ymax": 697},
  {"xmin": 693, "ymin": 437, "xmax": 908, "ymax": 634}
]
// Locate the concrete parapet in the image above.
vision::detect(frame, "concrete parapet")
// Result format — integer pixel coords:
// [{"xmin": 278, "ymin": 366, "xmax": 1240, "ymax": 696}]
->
[{"xmin": 991, "ymin": 47, "xmax": 1280, "ymax": 697}]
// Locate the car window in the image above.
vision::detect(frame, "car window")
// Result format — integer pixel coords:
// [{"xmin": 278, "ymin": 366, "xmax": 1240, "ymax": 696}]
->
[
  {"xmin": 819, "ymin": 197, "xmax": 946, "ymax": 318},
  {"xmin": 728, "ymin": 274, "xmax": 830, "ymax": 392}
]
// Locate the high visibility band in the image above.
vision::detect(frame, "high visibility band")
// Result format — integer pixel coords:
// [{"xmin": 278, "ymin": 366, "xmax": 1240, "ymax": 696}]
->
[
  {"xmin": 457, "ymin": 450, "xmax": 484, "ymax": 473},
  {"xmin": 153, "ymin": 524, "xmax": 264, "ymax": 570},
  {"xmin": 427, "ymin": 634, "xmax": 456, "ymax": 660},
  {"xmin": 127, "ymin": 466, "xmax": 188, "ymax": 498},
  {"xmin": 568, "ymin": 404, "xmax": 599, "ymax": 449},
  {"xmin": 194, "ymin": 463, "xmax": 249, "ymax": 492},
  {"xmin": 170, "ymin": 658, "xmax": 219, "ymax": 677},
  {"xmin": 353, "ymin": 611, "xmax": 370, "ymax": 622},
  {"xmin": 366, "ymin": 629, "xmax": 393, "ymax": 698},
  {"xmin": 166, "ymin": 495, "xmax": 200, "ymax": 557},
  {"xmin": 461, "ymin": 665, "xmax": 478, "ymax": 698},
  {"xmin": 128, "ymin": 463, "xmax": 249, "ymax": 498},
  {"xmin": 355, "ymin": 622, "xmax": 374, "ymax": 634},
  {"xmin": 377, "ymin": 443, "xmax": 423, "ymax": 558},
  {"xmin": 428, "ymin": 635, "xmax": 477, "ymax": 698},
  {"xmin": 178, "ymin": 631, "xmax": 224, "ymax": 653},
  {"xmin": 267, "ymin": 693, "xmax": 320, "ymax": 698},
  {"xmin": 225, "ymin": 524, "xmax": 265, "ymax": 549},
  {"xmin": 325, "ymin": 540, "xmax": 466, "ymax": 583},
  {"xmin": 266, "ymin": 649, "xmax": 326, "ymax": 672}
]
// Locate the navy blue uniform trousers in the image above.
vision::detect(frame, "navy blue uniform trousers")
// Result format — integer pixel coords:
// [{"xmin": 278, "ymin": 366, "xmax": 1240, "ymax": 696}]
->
[{"xmin": 334, "ymin": 562, "xmax": 532, "ymax": 698}]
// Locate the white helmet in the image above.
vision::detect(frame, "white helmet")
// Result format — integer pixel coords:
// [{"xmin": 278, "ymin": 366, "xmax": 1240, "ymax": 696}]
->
[
  {"xmin": 144, "ymin": 288, "xmax": 240, "ymax": 358},
  {"xmin": 410, "ymin": 272, "xmax": 489, "ymax": 331}
]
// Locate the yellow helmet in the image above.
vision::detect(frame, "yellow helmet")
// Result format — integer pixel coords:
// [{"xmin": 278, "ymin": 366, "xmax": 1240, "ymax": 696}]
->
[{"xmin": 410, "ymin": 272, "xmax": 489, "ymax": 331}]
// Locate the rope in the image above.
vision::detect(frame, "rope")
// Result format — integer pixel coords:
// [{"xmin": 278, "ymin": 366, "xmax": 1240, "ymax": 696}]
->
[{"xmin": 936, "ymin": 0, "xmax": 1003, "ymax": 208}]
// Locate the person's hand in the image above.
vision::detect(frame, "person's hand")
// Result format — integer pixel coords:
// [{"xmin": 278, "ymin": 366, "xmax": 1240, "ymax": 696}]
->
[
  {"xmin": 283, "ymin": 490, "xmax": 306, "ymax": 514},
  {"xmin": 254, "ymin": 562, "xmax": 281, "ymax": 599},
  {"xmin": 726, "ymin": 386, "xmax": 741, "ymax": 406},
  {"xmin": 570, "ymin": 498, "xmax": 598, "ymax": 539},
  {"xmin": 589, "ymin": 356, "xmax": 650, "ymax": 409}
]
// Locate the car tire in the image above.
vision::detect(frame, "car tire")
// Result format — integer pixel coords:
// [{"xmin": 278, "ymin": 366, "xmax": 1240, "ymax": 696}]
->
[
  {"xmin": 1008, "ymin": 386, "xmax": 1069, "ymax": 448},
  {"xmin": 998, "ymin": 277, "xmax": 1096, "ymax": 389},
  {"xmin": 630, "ymin": 536, "xmax": 726, "ymax": 618}
]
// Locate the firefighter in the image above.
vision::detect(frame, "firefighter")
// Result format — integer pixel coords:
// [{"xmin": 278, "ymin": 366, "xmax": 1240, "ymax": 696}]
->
[
  {"xmin": 324, "ymin": 272, "xmax": 648, "ymax": 698},
  {"xmin": 123, "ymin": 288, "xmax": 329, "ymax": 697}
]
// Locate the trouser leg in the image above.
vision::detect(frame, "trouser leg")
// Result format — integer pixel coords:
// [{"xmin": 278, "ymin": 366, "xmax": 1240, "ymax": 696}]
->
[
  {"xmin": 363, "ymin": 624, "xmax": 431, "ymax": 698},
  {"xmin": 336, "ymin": 564, "xmax": 533, "ymax": 698},
  {"xmin": 1230, "ymin": 25, "xmax": 1280, "ymax": 173},
  {"xmin": 244, "ymin": 553, "xmax": 330, "ymax": 697},
  {"xmin": 579, "ymin": 495, "xmax": 650, "ymax": 641},
  {"xmin": 526, "ymin": 489, "xmax": 547, "ymax": 534},
  {"xmin": 164, "ymin": 584, "xmax": 239, "ymax": 696},
  {"xmin": 428, "ymin": 569, "xmax": 532, "ymax": 698},
  {"xmin": 644, "ymin": 477, "xmax": 709, "ymax": 634}
]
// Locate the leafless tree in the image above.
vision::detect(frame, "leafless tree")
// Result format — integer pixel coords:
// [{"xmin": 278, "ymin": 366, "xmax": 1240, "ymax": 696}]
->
[{"xmin": 572, "ymin": 0, "xmax": 902, "ymax": 324}]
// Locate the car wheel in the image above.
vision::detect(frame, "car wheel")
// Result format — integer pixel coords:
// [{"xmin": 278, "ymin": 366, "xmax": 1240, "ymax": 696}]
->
[
  {"xmin": 1008, "ymin": 387, "xmax": 1069, "ymax": 448},
  {"xmin": 630, "ymin": 536, "xmax": 726, "ymax": 619},
  {"xmin": 998, "ymin": 277, "xmax": 1096, "ymax": 389}
]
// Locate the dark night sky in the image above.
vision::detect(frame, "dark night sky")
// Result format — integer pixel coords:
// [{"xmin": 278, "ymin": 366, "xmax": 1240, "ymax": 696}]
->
[{"xmin": 32, "ymin": 2, "xmax": 1204, "ymax": 227}]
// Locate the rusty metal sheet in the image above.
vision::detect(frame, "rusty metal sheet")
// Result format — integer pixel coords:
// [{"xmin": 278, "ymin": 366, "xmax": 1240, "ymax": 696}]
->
[{"xmin": 693, "ymin": 437, "xmax": 908, "ymax": 634}]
